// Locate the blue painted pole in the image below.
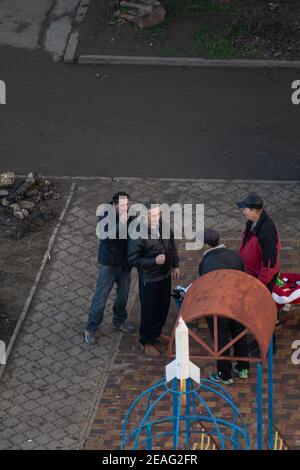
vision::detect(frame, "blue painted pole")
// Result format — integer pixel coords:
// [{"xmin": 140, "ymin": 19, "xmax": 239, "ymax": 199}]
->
[
  {"xmin": 146, "ymin": 425, "xmax": 152, "ymax": 450},
  {"xmin": 185, "ymin": 379, "xmax": 191, "ymax": 447},
  {"xmin": 172, "ymin": 378, "xmax": 178, "ymax": 449},
  {"xmin": 256, "ymin": 362, "xmax": 263, "ymax": 450},
  {"xmin": 268, "ymin": 338, "xmax": 274, "ymax": 449}
]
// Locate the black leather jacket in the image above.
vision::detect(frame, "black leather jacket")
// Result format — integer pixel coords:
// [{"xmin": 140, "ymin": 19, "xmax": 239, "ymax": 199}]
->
[{"xmin": 128, "ymin": 222, "xmax": 179, "ymax": 282}]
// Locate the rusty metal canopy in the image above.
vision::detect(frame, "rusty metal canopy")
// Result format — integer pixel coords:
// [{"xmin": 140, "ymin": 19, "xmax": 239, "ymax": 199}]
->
[{"xmin": 177, "ymin": 269, "xmax": 277, "ymax": 363}]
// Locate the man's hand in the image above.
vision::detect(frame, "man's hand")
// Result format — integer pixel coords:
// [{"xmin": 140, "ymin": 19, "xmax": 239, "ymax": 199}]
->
[
  {"xmin": 119, "ymin": 211, "xmax": 128, "ymax": 223},
  {"xmin": 155, "ymin": 254, "xmax": 166, "ymax": 265},
  {"xmin": 172, "ymin": 268, "xmax": 180, "ymax": 281}
]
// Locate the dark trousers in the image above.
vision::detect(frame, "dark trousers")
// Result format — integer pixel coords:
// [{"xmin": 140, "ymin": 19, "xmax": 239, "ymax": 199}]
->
[
  {"xmin": 140, "ymin": 275, "xmax": 171, "ymax": 344},
  {"xmin": 207, "ymin": 317, "xmax": 249, "ymax": 380},
  {"xmin": 249, "ymin": 272, "xmax": 278, "ymax": 353},
  {"xmin": 86, "ymin": 265, "xmax": 131, "ymax": 332}
]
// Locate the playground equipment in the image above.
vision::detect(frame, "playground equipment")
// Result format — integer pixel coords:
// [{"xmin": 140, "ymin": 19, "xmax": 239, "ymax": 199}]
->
[
  {"xmin": 122, "ymin": 316, "xmax": 250, "ymax": 450},
  {"xmin": 167, "ymin": 269, "xmax": 281, "ymax": 450},
  {"xmin": 122, "ymin": 269, "xmax": 289, "ymax": 450}
]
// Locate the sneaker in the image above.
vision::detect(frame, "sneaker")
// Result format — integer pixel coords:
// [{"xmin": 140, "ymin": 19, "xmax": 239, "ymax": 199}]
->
[
  {"xmin": 140, "ymin": 343, "xmax": 161, "ymax": 357},
  {"xmin": 233, "ymin": 366, "xmax": 249, "ymax": 379},
  {"xmin": 209, "ymin": 372, "xmax": 234, "ymax": 385},
  {"xmin": 113, "ymin": 321, "xmax": 135, "ymax": 333},
  {"xmin": 84, "ymin": 329, "xmax": 96, "ymax": 345}
]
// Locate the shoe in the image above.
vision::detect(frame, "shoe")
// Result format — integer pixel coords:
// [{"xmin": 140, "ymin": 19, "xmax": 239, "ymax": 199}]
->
[
  {"xmin": 233, "ymin": 366, "xmax": 249, "ymax": 379},
  {"xmin": 157, "ymin": 333, "xmax": 170, "ymax": 343},
  {"xmin": 84, "ymin": 329, "xmax": 96, "ymax": 345},
  {"xmin": 113, "ymin": 321, "xmax": 135, "ymax": 333},
  {"xmin": 140, "ymin": 343, "xmax": 161, "ymax": 357},
  {"xmin": 154, "ymin": 338, "xmax": 167, "ymax": 353},
  {"xmin": 209, "ymin": 372, "xmax": 234, "ymax": 385}
]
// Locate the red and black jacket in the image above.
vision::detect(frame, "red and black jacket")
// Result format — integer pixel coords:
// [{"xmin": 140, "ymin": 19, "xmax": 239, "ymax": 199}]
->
[{"xmin": 239, "ymin": 210, "xmax": 281, "ymax": 286}]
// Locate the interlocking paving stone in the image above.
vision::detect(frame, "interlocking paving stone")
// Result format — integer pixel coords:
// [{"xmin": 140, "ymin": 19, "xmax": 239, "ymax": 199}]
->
[{"xmin": 0, "ymin": 178, "xmax": 299, "ymax": 449}]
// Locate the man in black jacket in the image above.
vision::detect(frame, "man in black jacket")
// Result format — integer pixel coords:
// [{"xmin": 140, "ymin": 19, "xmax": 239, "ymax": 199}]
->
[
  {"xmin": 128, "ymin": 202, "xmax": 180, "ymax": 357},
  {"xmin": 85, "ymin": 191, "xmax": 134, "ymax": 345},
  {"xmin": 199, "ymin": 228, "xmax": 249, "ymax": 385}
]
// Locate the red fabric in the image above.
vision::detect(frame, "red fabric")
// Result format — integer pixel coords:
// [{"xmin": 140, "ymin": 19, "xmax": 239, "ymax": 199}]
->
[
  {"xmin": 239, "ymin": 229, "xmax": 280, "ymax": 285},
  {"xmin": 272, "ymin": 272, "xmax": 300, "ymax": 308}
]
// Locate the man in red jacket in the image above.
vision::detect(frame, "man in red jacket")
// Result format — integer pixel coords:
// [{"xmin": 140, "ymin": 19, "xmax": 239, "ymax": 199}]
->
[
  {"xmin": 237, "ymin": 194, "xmax": 281, "ymax": 290},
  {"xmin": 237, "ymin": 193, "xmax": 281, "ymax": 355}
]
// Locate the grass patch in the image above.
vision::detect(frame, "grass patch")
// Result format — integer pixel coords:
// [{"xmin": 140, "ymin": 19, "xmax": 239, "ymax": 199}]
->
[
  {"xmin": 190, "ymin": 20, "xmax": 263, "ymax": 59},
  {"xmin": 84, "ymin": 0, "xmax": 300, "ymax": 60},
  {"xmin": 165, "ymin": 0, "xmax": 234, "ymax": 17}
]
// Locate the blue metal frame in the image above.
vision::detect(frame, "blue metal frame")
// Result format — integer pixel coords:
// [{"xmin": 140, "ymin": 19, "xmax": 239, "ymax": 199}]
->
[
  {"xmin": 122, "ymin": 291, "xmax": 276, "ymax": 451},
  {"xmin": 268, "ymin": 338, "xmax": 274, "ymax": 449},
  {"xmin": 122, "ymin": 378, "xmax": 250, "ymax": 450}
]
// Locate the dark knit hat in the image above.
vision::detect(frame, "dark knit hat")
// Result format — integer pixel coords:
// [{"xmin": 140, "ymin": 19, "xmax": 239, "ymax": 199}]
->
[{"xmin": 204, "ymin": 228, "xmax": 220, "ymax": 247}]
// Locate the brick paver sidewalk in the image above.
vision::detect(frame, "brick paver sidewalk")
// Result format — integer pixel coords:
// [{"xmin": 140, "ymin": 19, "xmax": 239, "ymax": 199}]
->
[{"xmin": 0, "ymin": 178, "xmax": 299, "ymax": 449}]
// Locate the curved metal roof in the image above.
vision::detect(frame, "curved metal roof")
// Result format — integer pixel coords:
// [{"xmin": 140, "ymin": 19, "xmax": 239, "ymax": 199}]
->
[{"xmin": 173, "ymin": 269, "xmax": 277, "ymax": 363}]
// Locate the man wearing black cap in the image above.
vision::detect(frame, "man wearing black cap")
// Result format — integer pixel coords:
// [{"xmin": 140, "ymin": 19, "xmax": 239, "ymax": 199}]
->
[
  {"xmin": 198, "ymin": 228, "xmax": 249, "ymax": 385},
  {"xmin": 237, "ymin": 193, "xmax": 281, "ymax": 355},
  {"xmin": 237, "ymin": 194, "xmax": 281, "ymax": 292}
]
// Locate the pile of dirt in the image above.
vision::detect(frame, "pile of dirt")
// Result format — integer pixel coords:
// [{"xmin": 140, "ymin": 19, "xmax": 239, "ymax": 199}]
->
[
  {"xmin": 0, "ymin": 172, "xmax": 61, "ymax": 240},
  {"xmin": 0, "ymin": 174, "xmax": 69, "ymax": 347}
]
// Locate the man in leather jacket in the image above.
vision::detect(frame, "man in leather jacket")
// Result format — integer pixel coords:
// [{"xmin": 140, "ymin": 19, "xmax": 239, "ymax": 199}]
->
[{"xmin": 128, "ymin": 202, "xmax": 180, "ymax": 357}]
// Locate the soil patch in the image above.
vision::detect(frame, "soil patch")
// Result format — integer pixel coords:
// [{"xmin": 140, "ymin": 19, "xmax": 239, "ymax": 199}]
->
[
  {"xmin": 0, "ymin": 177, "xmax": 70, "ymax": 346},
  {"xmin": 78, "ymin": 0, "xmax": 300, "ymax": 60}
]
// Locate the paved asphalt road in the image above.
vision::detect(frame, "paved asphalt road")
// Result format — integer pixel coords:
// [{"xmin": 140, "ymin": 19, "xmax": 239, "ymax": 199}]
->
[{"xmin": 0, "ymin": 45, "xmax": 299, "ymax": 179}]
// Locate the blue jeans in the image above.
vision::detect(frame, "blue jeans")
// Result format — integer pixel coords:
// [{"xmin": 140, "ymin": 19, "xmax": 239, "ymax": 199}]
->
[{"xmin": 86, "ymin": 265, "xmax": 131, "ymax": 332}]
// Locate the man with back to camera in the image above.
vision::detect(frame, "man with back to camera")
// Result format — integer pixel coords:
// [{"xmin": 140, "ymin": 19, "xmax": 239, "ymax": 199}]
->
[
  {"xmin": 198, "ymin": 228, "xmax": 249, "ymax": 385},
  {"xmin": 84, "ymin": 191, "xmax": 135, "ymax": 345},
  {"xmin": 128, "ymin": 201, "xmax": 180, "ymax": 357},
  {"xmin": 237, "ymin": 193, "xmax": 281, "ymax": 355}
]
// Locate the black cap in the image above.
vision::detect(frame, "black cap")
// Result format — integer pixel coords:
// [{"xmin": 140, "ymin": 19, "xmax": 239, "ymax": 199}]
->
[
  {"xmin": 236, "ymin": 194, "xmax": 263, "ymax": 210},
  {"xmin": 204, "ymin": 228, "xmax": 220, "ymax": 247}
]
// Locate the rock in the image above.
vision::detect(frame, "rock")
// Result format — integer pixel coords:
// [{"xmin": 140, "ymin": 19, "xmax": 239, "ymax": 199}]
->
[
  {"xmin": 21, "ymin": 209, "xmax": 30, "ymax": 218},
  {"xmin": 7, "ymin": 179, "xmax": 35, "ymax": 202},
  {"xmin": 0, "ymin": 172, "xmax": 15, "ymax": 188},
  {"xmin": 118, "ymin": 1, "xmax": 165, "ymax": 28},
  {"xmin": 25, "ymin": 188, "xmax": 39, "ymax": 197},
  {"xmin": 9, "ymin": 203, "xmax": 21, "ymax": 212},
  {"xmin": 26, "ymin": 172, "xmax": 37, "ymax": 184},
  {"xmin": 139, "ymin": 5, "xmax": 166, "ymax": 28},
  {"xmin": 13, "ymin": 210, "xmax": 24, "ymax": 219},
  {"xmin": 0, "ymin": 190, "xmax": 9, "ymax": 197},
  {"xmin": 2, "ymin": 198, "xmax": 9, "ymax": 207},
  {"xmin": 19, "ymin": 200, "xmax": 35, "ymax": 210},
  {"xmin": 34, "ymin": 194, "xmax": 42, "ymax": 204},
  {"xmin": 44, "ymin": 191, "xmax": 54, "ymax": 199}
]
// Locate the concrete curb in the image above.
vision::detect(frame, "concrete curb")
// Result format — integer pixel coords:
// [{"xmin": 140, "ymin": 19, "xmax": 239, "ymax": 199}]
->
[
  {"xmin": 64, "ymin": 0, "xmax": 91, "ymax": 64},
  {"xmin": 0, "ymin": 182, "xmax": 76, "ymax": 381},
  {"xmin": 15, "ymin": 175, "xmax": 300, "ymax": 185},
  {"xmin": 77, "ymin": 55, "xmax": 300, "ymax": 68}
]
